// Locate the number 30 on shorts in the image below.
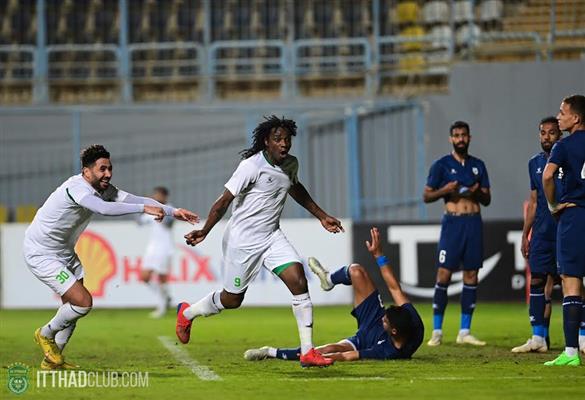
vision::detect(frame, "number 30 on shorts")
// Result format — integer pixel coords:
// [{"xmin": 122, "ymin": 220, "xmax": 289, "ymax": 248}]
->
[
  {"xmin": 55, "ymin": 270, "xmax": 70, "ymax": 284},
  {"xmin": 439, "ymin": 250, "xmax": 447, "ymax": 264}
]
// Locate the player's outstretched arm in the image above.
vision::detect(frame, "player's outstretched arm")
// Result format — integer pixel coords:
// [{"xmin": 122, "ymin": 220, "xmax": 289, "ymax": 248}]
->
[
  {"xmin": 366, "ymin": 227, "xmax": 409, "ymax": 306},
  {"xmin": 320, "ymin": 350, "xmax": 359, "ymax": 362},
  {"xmin": 78, "ymin": 194, "xmax": 156, "ymax": 217},
  {"xmin": 184, "ymin": 189, "xmax": 234, "ymax": 246},
  {"xmin": 121, "ymin": 193, "xmax": 199, "ymax": 224},
  {"xmin": 288, "ymin": 182, "xmax": 344, "ymax": 233}
]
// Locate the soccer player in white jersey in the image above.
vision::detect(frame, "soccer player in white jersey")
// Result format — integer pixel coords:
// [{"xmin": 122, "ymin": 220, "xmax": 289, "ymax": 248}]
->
[
  {"xmin": 24, "ymin": 145, "xmax": 198, "ymax": 370},
  {"xmin": 177, "ymin": 115, "xmax": 344, "ymax": 368},
  {"xmin": 138, "ymin": 186, "xmax": 174, "ymax": 318}
]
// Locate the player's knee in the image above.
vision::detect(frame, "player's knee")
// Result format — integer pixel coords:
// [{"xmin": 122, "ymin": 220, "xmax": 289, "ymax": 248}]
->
[
  {"xmin": 140, "ymin": 270, "xmax": 152, "ymax": 283},
  {"xmin": 348, "ymin": 264, "xmax": 366, "ymax": 280},
  {"xmin": 530, "ymin": 274, "xmax": 546, "ymax": 289},
  {"xmin": 462, "ymin": 270, "xmax": 478, "ymax": 284}
]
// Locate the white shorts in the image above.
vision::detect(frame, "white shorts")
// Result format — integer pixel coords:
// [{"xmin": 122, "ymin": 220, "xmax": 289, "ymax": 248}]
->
[
  {"xmin": 24, "ymin": 252, "xmax": 84, "ymax": 296},
  {"xmin": 221, "ymin": 229, "xmax": 301, "ymax": 294},
  {"xmin": 142, "ymin": 248, "xmax": 172, "ymax": 274}
]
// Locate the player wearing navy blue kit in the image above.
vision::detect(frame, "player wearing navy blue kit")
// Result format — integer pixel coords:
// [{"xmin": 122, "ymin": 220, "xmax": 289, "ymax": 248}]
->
[
  {"xmin": 243, "ymin": 227, "xmax": 424, "ymax": 362},
  {"xmin": 424, "ymin": 121, "xmax": 491, "ymax": 347},
  {"xmin": 512, "ymin": 117, "xmax": 562, "ymax": 354},
  {"xmin": 543, "ymin": 95, "xmax": 585, "ymax": 366}
]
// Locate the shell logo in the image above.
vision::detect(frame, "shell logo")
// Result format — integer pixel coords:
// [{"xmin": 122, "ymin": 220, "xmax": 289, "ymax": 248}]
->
[{"xmin": 74, "ymin": 230, "xmax": 117, "ymax": 297}]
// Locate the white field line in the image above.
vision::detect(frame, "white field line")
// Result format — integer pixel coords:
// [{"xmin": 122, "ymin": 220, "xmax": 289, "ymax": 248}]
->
[{"xmin": 158, "ymin": 336, "xmax": 222, "ymax": 381}]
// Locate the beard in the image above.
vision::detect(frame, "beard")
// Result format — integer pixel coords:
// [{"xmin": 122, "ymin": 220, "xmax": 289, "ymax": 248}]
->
[
  {"xmin": 540, "ymin": 142, "xmax": 553, "ymax": 153},
  {"xmin": 452, "ymin": 142, "xmax": 469, "ymax": 155}
]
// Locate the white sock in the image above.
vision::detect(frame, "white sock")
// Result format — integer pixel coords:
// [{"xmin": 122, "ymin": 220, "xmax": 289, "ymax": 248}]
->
[
  {"xmin": 459, "ymin": 329, "xmax": 470, "ymax": 336},
  {"xmin": 565, "ymin": 347, "xmax": 578, "ymax": 357},
  {"xmin": 579, "ymin": 335, "xmax": 585, "ymax": 348},
  {"xmin": 183, "ymin": 291, "xmax": 224, "ymax": 320},
  {"xmin": 433, "ymin": 329, "xmax": 443, "ymax": 335},
  {"xmin": 40, "ymin": 303, "xmax": 91, "ymax": 339},
  {"xmin": 157, "ymin": 283, "xmax": 170, "ymax": 311},
  {"xmin": 55, "ymin": 322, "xmax": 77, "ymax": 351},
  {"xmin": 325, "ymin": 273, "xmax": 334, "ymax": 288},
  {"xmin": 267, "ymin": 347, "xmax": 277, "ymax": 358},
  {"xmin": 292, "ymin": 292, "xmax": 313, "ymax": 355}
]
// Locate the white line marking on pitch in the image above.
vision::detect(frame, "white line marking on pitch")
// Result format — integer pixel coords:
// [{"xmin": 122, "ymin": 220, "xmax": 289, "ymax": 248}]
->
[{"xmin": 158, "ymin": 336, "xmax": 222, "ymax": 381}]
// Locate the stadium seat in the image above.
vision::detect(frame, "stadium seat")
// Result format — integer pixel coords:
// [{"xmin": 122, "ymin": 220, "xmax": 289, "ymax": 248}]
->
[
  {"xmin": 15, "ymin": 204, "xmax": 37, "ymax": 223},
  {"xmin": 398, "ymin": 54, "xmax": 426, "ymax": 73},
  {"xmin": 422, "ymin": 1, "xmax": 450, "ymax": 25},
  {"xmin": 0, "ymin": 204, "xmax": 8, "ymax": 223},
  {"xmin": 395, "ymin": 1, "xmax": 421, "ymax": 25},
  {"xmin": 399, "ymin": 25, "xmax": 426, "ymax": 52},
  {"xmin": 453, "ymin": 0, "xmax": 474, "ymax": 24},
  {"xmin": 430, "ymin": 25, "xmax": 453, "ymax": 50},
  {"xmin": 455, "ymin": 23, "xmax": 481, "ymax": 47},
  {"xmin": 479, "ymin": 0, "xmax": 503, "ymax": 30}
]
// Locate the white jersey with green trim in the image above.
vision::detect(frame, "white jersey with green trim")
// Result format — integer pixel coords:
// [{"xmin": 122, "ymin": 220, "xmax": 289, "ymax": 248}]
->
[
  {"xmin": 23, "ymin": 174, "xmax": 127, "ymax": 257},
  {"xmin": 224, "ymin": 152, "xmax": 299, "ymax": 248}
]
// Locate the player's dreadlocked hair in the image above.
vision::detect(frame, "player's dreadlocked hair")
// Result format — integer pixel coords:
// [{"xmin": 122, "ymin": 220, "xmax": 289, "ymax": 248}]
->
[{"xmin": 239, "ymin": 115, "xmax": 297, "ymax": 159}]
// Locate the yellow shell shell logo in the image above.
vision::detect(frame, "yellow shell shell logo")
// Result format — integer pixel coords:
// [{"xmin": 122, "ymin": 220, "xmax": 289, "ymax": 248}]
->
[{"xmin": 74, "ymin": 230, "xmax": 117, "ymax": 297}]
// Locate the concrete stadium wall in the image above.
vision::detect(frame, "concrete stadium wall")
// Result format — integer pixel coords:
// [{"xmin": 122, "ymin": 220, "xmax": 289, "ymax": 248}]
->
[{"xmin": 422, "ymin": 59, "xmax": 585, "ymax": 221}]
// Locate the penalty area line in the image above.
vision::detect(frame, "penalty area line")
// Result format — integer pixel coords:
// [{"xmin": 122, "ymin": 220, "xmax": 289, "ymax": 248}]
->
[{"xmin": 158, "ymin": 336, "xmax": 222, "ymax": 381}]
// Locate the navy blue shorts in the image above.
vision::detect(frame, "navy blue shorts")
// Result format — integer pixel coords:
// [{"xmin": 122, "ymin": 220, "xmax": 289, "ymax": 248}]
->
[
  {"xmin": 437, "ymin": 214, "xmax": 483, "ymax": 270},
  {"xmin": 557, "ymin": 206, "xmax": 585, "ymax": 278},
  {"xmin": 528, "ymin": 238, "xmax": 557, "ymax": 276},
  {"xmin": 345, "ymin": 290, "xmax": 385, "ymax": 350}
]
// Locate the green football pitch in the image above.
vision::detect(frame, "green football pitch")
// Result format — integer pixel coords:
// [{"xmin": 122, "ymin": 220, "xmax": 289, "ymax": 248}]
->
[{"xmin": 1, "ymin": 303, "xmax": 583, "ymax": 399}]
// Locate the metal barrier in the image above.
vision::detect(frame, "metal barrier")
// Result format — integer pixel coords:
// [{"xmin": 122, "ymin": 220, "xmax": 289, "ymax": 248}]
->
[
  {"xmin": 471, "ymin": 31, "xmax": 543, "ymax": 61},
  {"xmin": 0, "ymin": 46, "xmax": 35, "ymax": 82},
  {"xmin": 378, "ymin": 35, "xmax": 450, "ymax": 77},
  {"xmin": 46, "ymin": 44, "xmax": 120, "ymax": 82},
  {"xmin": 0, "ymin": 101, "xmax": 426, "ymax": 221}
]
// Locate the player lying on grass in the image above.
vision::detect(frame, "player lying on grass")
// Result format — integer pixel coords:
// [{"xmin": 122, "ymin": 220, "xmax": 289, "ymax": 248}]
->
[
  {"xmin": 24, "ymin": 145, "xmax": 199, "ymax": 370},
  {"xmin": 244, "ymin": 227, "xmax": 424, "ymax": 362}
]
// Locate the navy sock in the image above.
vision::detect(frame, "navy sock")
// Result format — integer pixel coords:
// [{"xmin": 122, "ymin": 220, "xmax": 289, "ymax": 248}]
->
[
  {"xmin": 580, "ymin": 302, "xmax": 585, "ymax": 336},
  {"xmin": 432, "ymin": 282, "xmax": 448, "ymax": 330},
  {"xmin": 529, "ymin": 285, "xmax": 546, "ymax": 337},
  {"xmin": 330, "ymin": 266, "xmax": 352, "ymax": 286},
  {"xmin": 460, "ymin": 284, "xmax": 477, "ymax": 330},
  {"xmin": 544, "ymin": 298, "xmax": 551, "ymax": 339},
  {"xmin": 562, "ymin": 296, "xmax": 582, "ymax": 349},
  {"xmin": 276, "ymin": 347, "xmax": 301, "ymax": 361}
]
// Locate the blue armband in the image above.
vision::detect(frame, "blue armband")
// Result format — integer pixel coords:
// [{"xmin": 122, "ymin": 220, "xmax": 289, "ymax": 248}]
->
[{"xmin": 376, "ymin": 255, "xmax": 389, "ymax": 268}]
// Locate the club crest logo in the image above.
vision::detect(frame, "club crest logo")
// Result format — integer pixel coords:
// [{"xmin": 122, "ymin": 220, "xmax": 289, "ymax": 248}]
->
[
  {"xmin": 472, "ymin": 167, "xmax": 479, "ymax": 175},
  {"xmin": 7, "ymin": 363, "xmax": 29, "ymax": 394}
]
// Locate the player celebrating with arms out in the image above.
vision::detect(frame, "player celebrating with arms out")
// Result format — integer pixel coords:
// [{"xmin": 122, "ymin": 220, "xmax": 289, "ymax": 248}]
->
[
  {"xmin": 243, "ymin": 227, "xmax": 424, "ymax": 362},
  {"xmin": 512, "ymin": 117, "xmax": 562, "ymax": 353},
  {"xmin": 423, "ymin": 121, "xmax": 491, "ymax": 347},
  {"xmin": 543, "ymin": 94, "xmax": 585, "ymax": 366},
  {"xmin": 176, "ymin": 115, "xmax": 344, "ymax": 368},
  {"xmin": 25, "ymin": 145, "xmax": 199, "ymax": 370}
]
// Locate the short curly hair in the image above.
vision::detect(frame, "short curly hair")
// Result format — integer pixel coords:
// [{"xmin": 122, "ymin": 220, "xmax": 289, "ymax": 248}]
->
[{"xmin": 81, "ymin": 144, "xmax": 110, "ymax": 167}]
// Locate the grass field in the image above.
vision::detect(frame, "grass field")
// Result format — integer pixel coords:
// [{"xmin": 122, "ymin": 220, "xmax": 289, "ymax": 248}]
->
[{"xmin": 1, "ymin": 303, "xmax": 583, "ymax": 399}]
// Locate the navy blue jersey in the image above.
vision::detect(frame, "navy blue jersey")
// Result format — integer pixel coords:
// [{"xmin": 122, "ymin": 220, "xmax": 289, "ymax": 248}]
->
[
  {"xmin": 529, "ymin": 152, "xmax": 562, "ymax": 241},
  {"xmin": 548, "ymin": 131, "xmax": 585, "ymax": 207},
  {"xmin": 426, "ymin": 154, "xmax": 490, "ymax": 202},
  {"xmin": 347, "ymin": 291, "xmax": 424, "ymax": 360}
]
